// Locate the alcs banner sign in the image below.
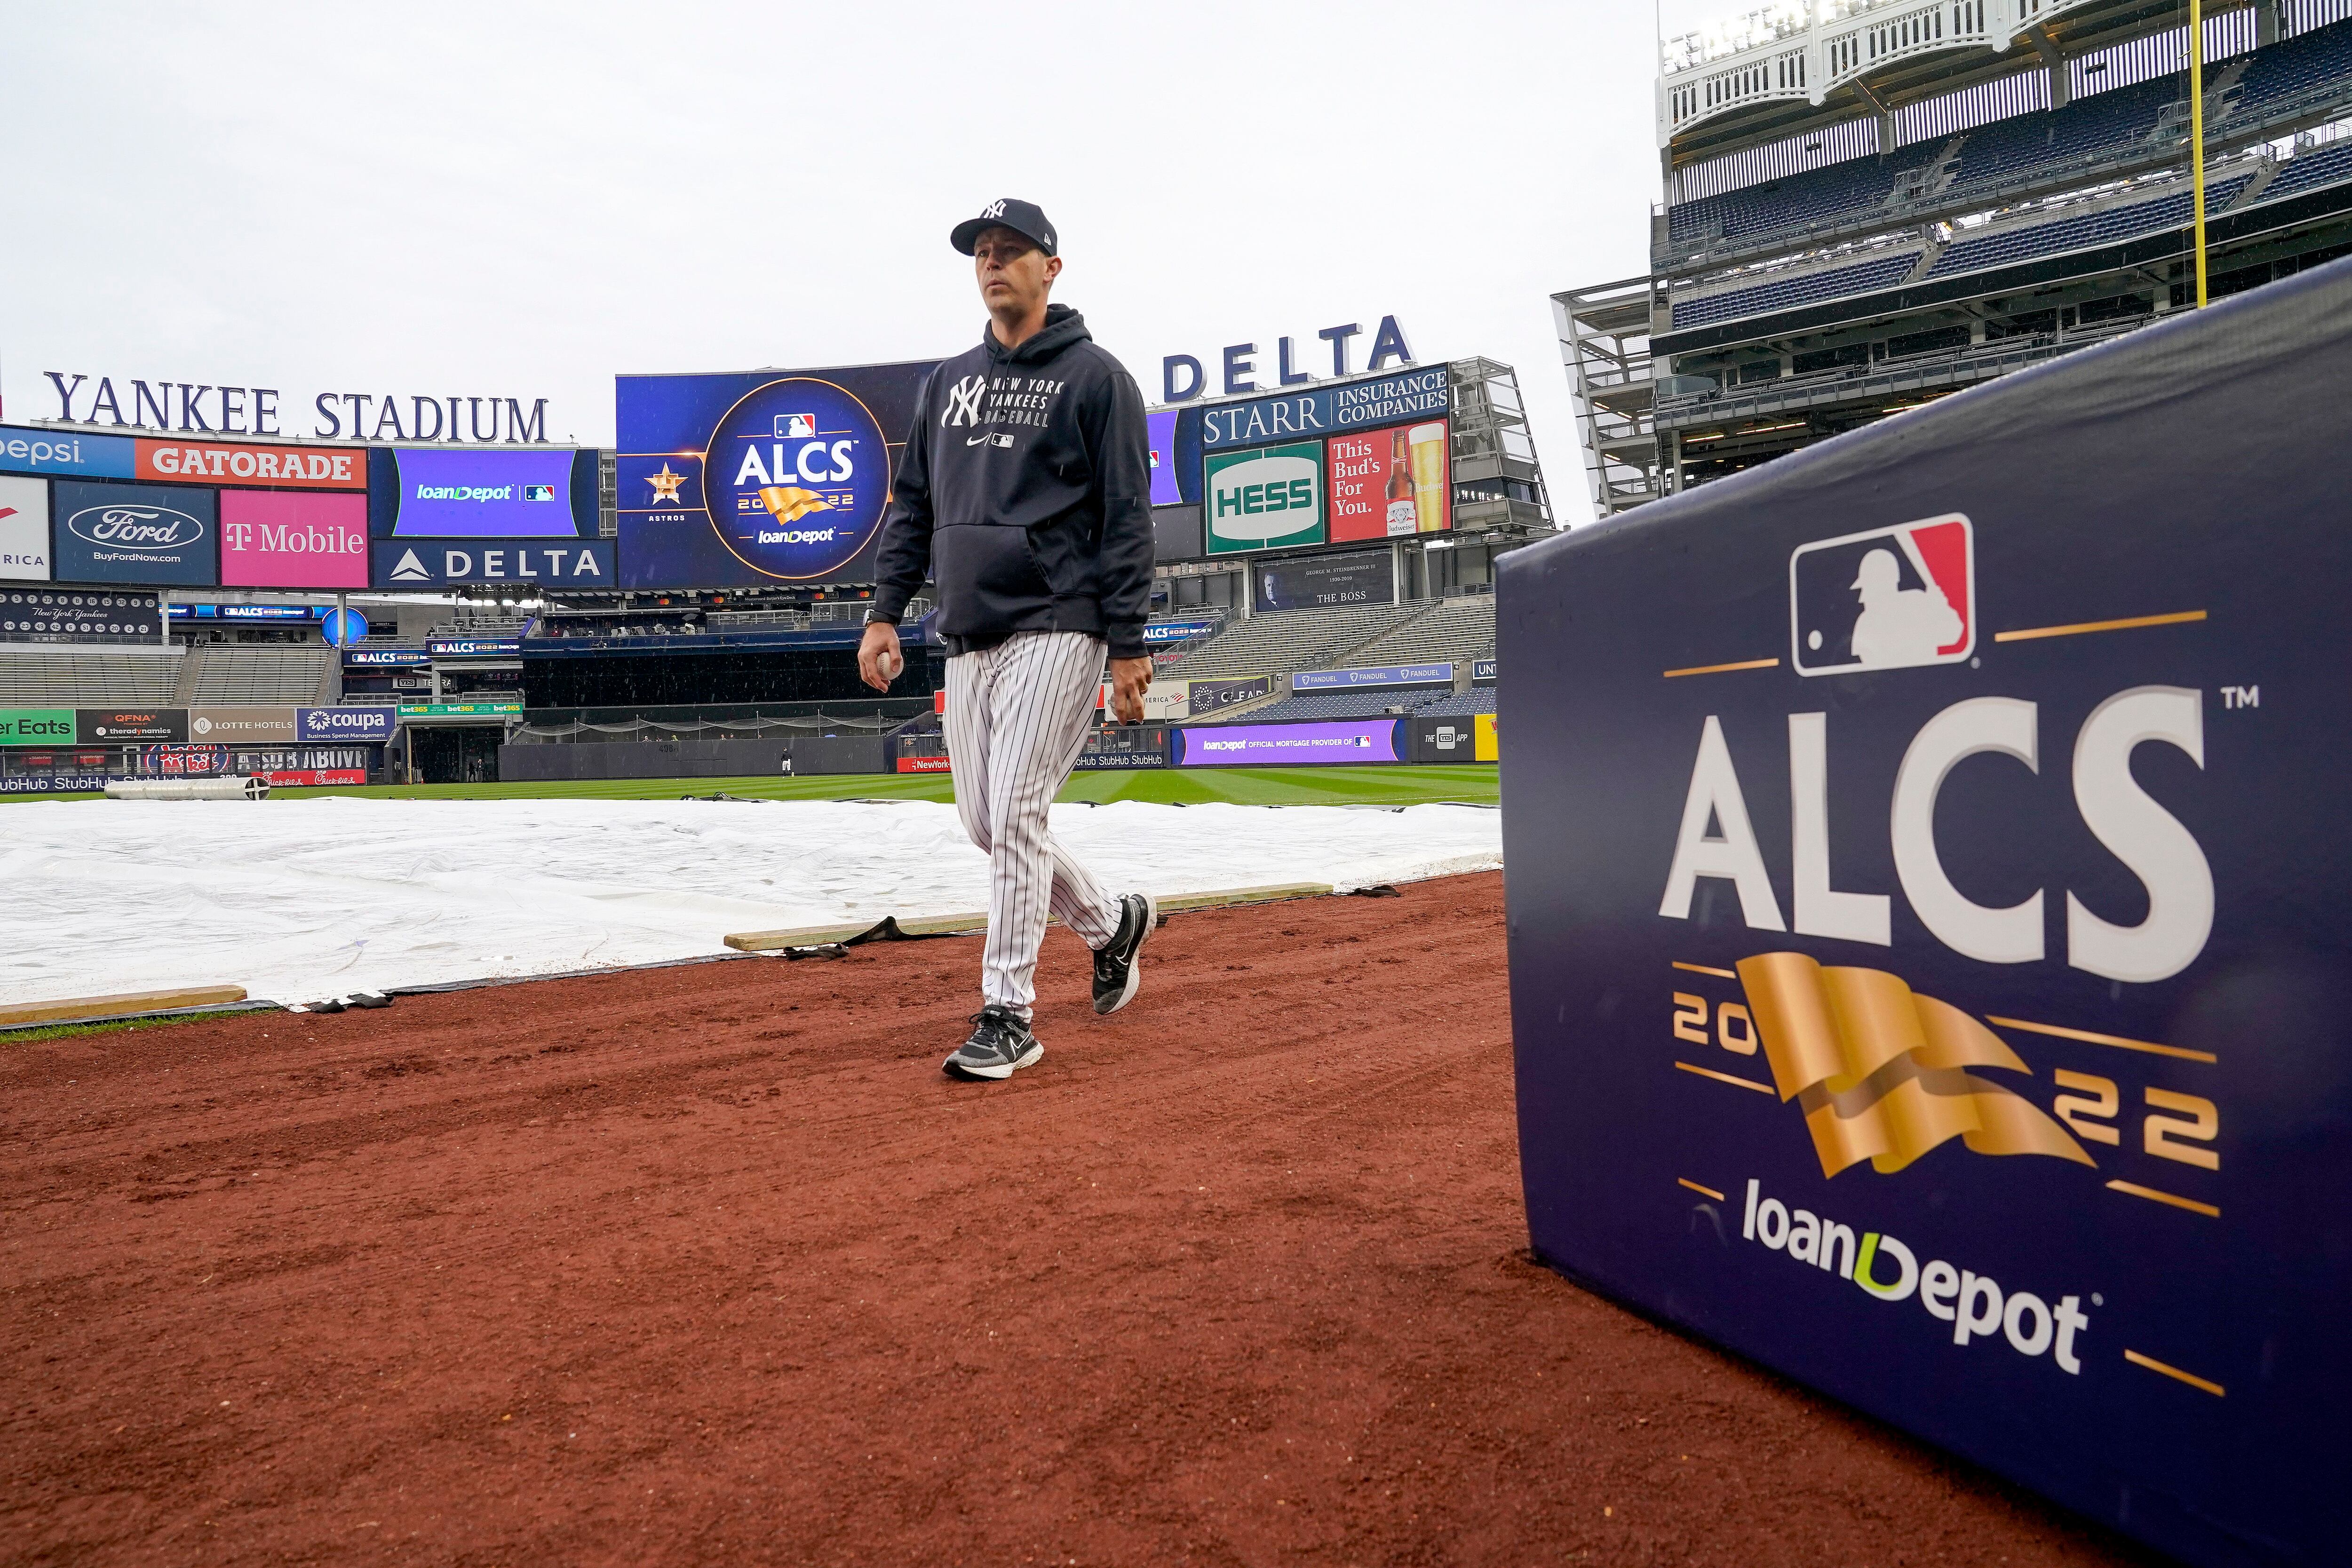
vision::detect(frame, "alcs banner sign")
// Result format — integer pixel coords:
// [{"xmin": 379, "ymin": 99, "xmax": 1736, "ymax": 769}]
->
[{"xmin": 1496, "ymin": 263, "xmax": 2352, "ymax": 1568}]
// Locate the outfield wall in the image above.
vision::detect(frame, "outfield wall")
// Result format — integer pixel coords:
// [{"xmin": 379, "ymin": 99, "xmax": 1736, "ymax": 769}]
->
[{"xmin": 1496, "ymin": 257, "xmax": 2352, "ymax": 1567}]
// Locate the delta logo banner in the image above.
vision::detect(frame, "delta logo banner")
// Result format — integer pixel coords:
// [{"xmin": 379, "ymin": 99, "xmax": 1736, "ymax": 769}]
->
[
  {"xmin": 1497, "ymin": 260, "xmax": 2352, "ymax": 1568},
  {"xmin": 615, "ymin": 362, "xmax": 936, "ymax": 589}
]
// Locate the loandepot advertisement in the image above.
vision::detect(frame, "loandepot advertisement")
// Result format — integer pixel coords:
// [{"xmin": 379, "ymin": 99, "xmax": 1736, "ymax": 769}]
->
[
  {"xmin": 615, "ymin": 361, "xmax": 937, "ymax": 588},
  {"xmin": 1173, "ymin": 719, "xmax": 1401, "ymax": 765},
  {"xmin": 1496, "ymin": 261, "xmax": 2352, "ymax": 1568}
]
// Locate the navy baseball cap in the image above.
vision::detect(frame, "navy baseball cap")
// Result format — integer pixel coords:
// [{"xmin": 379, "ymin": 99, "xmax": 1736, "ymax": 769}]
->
[{"xmin": 951, "ymin": 198, "xmax": 1057, "ymax": 258}]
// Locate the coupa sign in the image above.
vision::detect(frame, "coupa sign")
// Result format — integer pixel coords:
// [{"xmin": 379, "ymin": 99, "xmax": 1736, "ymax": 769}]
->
[{"xmin": 1495, "ymin": 261, "xmax": 2352, "ymax": 1568}]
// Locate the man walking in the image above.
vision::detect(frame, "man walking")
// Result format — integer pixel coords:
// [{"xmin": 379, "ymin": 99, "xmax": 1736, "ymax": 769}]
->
[{"xmin": 858, "ymin": 199, "xmax": 1157, "ymax": 1082}]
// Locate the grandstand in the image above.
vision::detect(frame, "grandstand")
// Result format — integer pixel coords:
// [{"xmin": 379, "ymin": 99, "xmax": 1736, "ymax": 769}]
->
[
  {"xmin": 1342, "ymin": 596, "xmax": 1498, "ymax": 669},
  {"xmin": 1560, "ymin": 0, "xmax": 2352, "ymax": 512},
  {"xmin": 0, "ymin": 650, "xmax": 181, "ymax": 708},
  {"xmin": 0, "ymin": 644, "xmax": 337, "ymax": 708},
  {"xmin": 181, "ymin": 645, "xmax": 338, "ymax": 704},
  {"xmin": 1156, "ymin": 601, "xmax": 1424, "ymax": 680},
  {"xmin": 1157, "ymin": 595, "xmax": 1497, "ymax": 685},
  {"xmin": 1211, "ymin": 688, "xmax": 1449, "ymax": 725}
]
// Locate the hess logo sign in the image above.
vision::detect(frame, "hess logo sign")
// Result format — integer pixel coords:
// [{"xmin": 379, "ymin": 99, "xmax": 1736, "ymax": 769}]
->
[{"xmin": 1208, "ymin": 445, "xmax": 1322, "ymax": 542}]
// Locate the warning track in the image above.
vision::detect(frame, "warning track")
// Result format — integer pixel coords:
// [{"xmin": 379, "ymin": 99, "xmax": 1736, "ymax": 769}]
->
[{"xmin": 0, "ymin": 873, "xmax": 2135, "ymax": 1565}]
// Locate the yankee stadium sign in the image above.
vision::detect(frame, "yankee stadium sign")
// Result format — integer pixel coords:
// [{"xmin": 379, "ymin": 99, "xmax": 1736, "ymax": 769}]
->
[{"xmin": 40, "ymin": 373, "xmax": 552, "ymax": 444}]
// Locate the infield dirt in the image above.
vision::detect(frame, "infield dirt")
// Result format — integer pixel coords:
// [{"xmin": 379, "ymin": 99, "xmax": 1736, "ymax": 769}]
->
[{"xmin": 2, "ymin": 872, "xmax": 2145, "ymax": 1566}]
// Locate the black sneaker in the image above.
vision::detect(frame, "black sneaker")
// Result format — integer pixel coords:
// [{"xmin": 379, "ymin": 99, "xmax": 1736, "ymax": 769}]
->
[
  {"xmin": 1091, "ymin": 893, "xmax": 1156, "ymax": 1016},
  {"xmin": 942, "ymin": 1006, "xmax": 1042, "ymax": 1080}
]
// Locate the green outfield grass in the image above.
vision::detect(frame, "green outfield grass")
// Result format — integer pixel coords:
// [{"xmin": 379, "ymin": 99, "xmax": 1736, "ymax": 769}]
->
[
  {"xmin": 92, "ymin": 764, "xmax": 1492, "ymax": 809},
  {"xmin": 8, "ymin": 765, "xmax": 1496, "ymax": 808}
]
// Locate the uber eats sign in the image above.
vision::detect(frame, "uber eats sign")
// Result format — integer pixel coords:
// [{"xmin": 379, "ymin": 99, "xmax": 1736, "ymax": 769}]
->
[{"xmin": 1205, "ymin": 441, "xmax": 1324, "ymax": 555}]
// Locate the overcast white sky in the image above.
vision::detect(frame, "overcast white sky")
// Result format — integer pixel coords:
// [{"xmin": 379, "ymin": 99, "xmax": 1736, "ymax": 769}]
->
[{"xmin": 0, "ymin": 1, "xmax": 1732, "ymax": 526}]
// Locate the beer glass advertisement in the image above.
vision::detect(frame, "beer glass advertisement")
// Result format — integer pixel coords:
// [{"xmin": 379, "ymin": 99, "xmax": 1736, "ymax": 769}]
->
[
  {"xmin": 1204, "ymin": 441, "xmax": 1325, "ymax": 555},
  {"xmin": 615, "ymin": 360, "xmax": 937, "ymax": 589},
  {"xmin": 1327, "ymin": 420, "xmax": 1450, "ymax": 542}
]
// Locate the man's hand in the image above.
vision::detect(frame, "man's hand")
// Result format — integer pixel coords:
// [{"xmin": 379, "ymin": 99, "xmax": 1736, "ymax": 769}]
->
[
  {"xmin": 858, "ymin": 621, "xmax": 905, "ymax": 692},
  {"xmin": 1107, "ymin": 655, "xmax": 1152, "ymax": 724}
]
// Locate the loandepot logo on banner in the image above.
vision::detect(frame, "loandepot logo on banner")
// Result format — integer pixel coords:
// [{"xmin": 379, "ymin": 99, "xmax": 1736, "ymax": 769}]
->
[
  {"xmin": 1734, "ymin": 1177, "xmax": 2094, "ymax": 1376},
  {"xmin": 1791, "ymin": 514, "xmax": 1974, "ymax": 676},
  {"xmin": 1205, "ymin": 441, "xmax": 1325, "ymax": 555}
]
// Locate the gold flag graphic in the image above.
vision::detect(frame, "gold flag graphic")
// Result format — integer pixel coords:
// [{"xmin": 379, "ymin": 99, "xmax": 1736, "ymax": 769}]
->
[
  {"xmin": 1735, "ymin": 953, "xmax": 2094, "ymax": 1178},
  {"xmin": 758, "ymin": 486, "xmax": 833, "ymax": 524}
]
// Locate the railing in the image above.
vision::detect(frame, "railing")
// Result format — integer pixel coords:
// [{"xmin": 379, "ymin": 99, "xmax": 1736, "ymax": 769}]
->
[
  {"xmin": 1660, "ymin": 0, "xmax": 2105, "ymax": 142},
  {"xmin": 1653, "ymin": 317, "xmax": 2153, "ymax": 428}
]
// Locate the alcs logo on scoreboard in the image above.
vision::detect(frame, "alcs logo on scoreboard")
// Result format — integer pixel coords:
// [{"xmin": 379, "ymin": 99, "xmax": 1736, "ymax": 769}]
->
[{"xmin": 704, "ymin": 378, "xmax": 890, "ymax": 581}]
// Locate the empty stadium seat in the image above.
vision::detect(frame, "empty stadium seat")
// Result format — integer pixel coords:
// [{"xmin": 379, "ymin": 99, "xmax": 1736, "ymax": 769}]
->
[
  {"xmin": 1667, "ymin": 152, "xmax": 1929, "ymax": 251},
  {"xmin": 1672, "ymin": 250, "xmax": 1922, "ymax": 329},
  {"xmin": 1415, "ymin": 688, "xmax": 1498, "ymax": 718},
  {"xmin": 1157, "ymin": 600, "xmax": 1423, "ymax": 680},
  {"xmin": 2253, "ymin": 137, "xmax": 2352, "ymax": 205},
  {"xmin": 182, "ymin": 645, "xmax": 339, "ymax": 703},
  {"xmin": 1925, "ymin": 175, "xmax": 2254, "ymax": 279},
  {"xmin": 1343, "ymin": 597, "xmax": 1496, "ymax": 669},
  {"xmin": 1946, "ymin": 75, "xmax": 2181, "ymax": 195},
  {"xmin": 0, "ymin": 650, "xmax": 181, "ymax": 707},
  {"xmin": 1206, "ymin": 688, "xmax": 1447, "ymax": 724},
  {"xmin": 2232, "ymin": 19, "xmax": 2352, "ymax": 119}
]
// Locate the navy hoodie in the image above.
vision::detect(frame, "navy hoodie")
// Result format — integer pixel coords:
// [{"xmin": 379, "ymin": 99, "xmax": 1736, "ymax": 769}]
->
[{"xmin": 866, "ymin": 304, "xmax": 1155, "ymax": 659}]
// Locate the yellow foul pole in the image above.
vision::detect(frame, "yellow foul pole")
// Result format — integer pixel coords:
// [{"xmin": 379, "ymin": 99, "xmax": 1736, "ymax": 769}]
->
[{"xmin": 2190, "ymin": 0, "xmax": 2209, "ymax": 306}]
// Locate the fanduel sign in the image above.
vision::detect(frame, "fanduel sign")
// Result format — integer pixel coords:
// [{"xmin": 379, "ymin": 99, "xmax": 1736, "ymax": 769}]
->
[
  {"xmin": 1163, "ymin": 316, "xmax": 1414, "ymax": 403},
  {"xmin": 41, "ymin": 374, "xmax": 551, "ymax": 444}
]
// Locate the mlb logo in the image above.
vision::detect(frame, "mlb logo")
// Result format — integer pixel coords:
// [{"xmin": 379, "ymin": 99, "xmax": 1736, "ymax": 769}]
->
[
  {"xmin": 1149, "ymin": 447, "xmax": 1162, "ymax": 470},
  {"xmin": 522, "ymin": 484, "xmax": 556, "ymax": 502},
  {"xmin": 1788, "ymin": 513, "xmax": 1974, "ymax": 676},
  {"xmin": 774, "ymin": 414, "xmax": 819, "ymax": 439}
]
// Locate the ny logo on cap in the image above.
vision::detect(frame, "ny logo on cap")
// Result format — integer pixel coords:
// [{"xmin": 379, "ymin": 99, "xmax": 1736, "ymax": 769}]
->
[{"xmin": 981, "ymin": 200, "xmax": 1007, "ymax": 220}]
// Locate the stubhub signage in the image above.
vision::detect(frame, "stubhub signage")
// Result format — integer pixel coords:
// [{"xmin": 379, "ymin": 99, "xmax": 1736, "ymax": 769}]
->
[
  {"xmin": 1495, "ymin": 261, "xmax": 2352, "ymax": 1567},
  {"xmin": 372, "ymin": 540, "xmax": 613, "ymax": 586},
  {"xmin": 296, "ymin": 706, "xmax": 395, "ymax": 743}
]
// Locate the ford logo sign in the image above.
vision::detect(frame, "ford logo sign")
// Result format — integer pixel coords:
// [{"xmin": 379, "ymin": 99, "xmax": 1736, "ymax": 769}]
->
[{"xmin": 66, "ymin": 503, "xmax": 206, "ymax": 549}]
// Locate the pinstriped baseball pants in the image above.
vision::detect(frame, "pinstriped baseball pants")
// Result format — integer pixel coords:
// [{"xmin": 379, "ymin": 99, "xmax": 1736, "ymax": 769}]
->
[{"xmin": 944, "ymin": 630, "xmax": 1123, "ymax": 1017}]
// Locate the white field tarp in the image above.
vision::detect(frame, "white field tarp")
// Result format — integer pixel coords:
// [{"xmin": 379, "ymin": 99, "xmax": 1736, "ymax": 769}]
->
[{"xmin": 0, "ymin": 796, "xmax": 1502, "ymax": 1007}]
